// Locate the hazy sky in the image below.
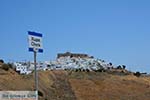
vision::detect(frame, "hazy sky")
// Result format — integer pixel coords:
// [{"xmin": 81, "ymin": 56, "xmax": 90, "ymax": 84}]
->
[{"xmin": 0, "ymin": 0, "xmax": 150, "ymax": 73}]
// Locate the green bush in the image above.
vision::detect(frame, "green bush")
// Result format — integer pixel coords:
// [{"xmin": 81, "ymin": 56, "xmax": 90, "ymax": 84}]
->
[
  {"xmin": 97, "ymin": 69, "xmax": 103, "ymax": 72},
  {"xmin": 82, "ymin": 69, "xmax": 85, "ymax": 72},
  {"xmin": 7, "ymin": 63, "xmax": 13, "ymax": 69},
  {"xmin": 2, "ymin": 64, "xmax": 9, "ymax": 71},
  {"xmin": 134, "ymin": 72, "xmax": 141, "ymax": 77},
  {"xmin": 122, "ymin": 65, "xmax": 126, "ymax": 69},
  {"xmin": 75, "ymin": 69, "xmax": 78, "ymax": 72},
  {"xmin": 86, "ymin": 69, "xmax": 90, "ymax": 72},
  {"xmin": 78, "ymin": 68, "xmax": 81, "ymax": 72},
  {"xmin": 117, "ymin": 65, "xmax": 122, "ymax": 69},
  {"xmin": 0, "ymin": 59, "xmax": 4, "ymax": 63},
  {"xmin": 38, "ymin": 90, "xmax": 44, "ymax": 97}
]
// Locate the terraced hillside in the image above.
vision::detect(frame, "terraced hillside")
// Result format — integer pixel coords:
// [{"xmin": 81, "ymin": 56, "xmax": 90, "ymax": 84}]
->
[{"xmin": 0, "ymin": 69, "xmax": 150, "ymax": 100}]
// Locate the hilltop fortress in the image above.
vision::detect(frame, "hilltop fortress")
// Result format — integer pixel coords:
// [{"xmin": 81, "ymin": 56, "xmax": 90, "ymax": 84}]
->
[{"xmin": 57, "ymin": 52, "xmax": 93, "ymax": 58}]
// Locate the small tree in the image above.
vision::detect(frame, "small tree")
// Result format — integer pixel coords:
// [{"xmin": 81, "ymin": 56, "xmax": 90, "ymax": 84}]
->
[
  {"xmin": 82, "ymin": 69, "xmax": 85, "ymax": 72},
  {"xmin": 134, "ymin": 71, "xmax": 141, "ymax": 77},
  {"xmin": 109, "ymin": 62, "xmax": 112, "ymax": 66},
  {"xmin": 75, "ymin": 69, "xmax": 78, "ymax": 72},
  {"xmin": 78, "ymin": 68, "xmax": 81, "ymax": 72},
  {"xmin": 97, "ymin": 69, "xmax": 103, "ymax": 72},
  {"xmin": 38, "ymin": 90, "xmax": 44, "ymax": 97},
  {"xmin": 7, "ymin": 63, "xmax": 13, "ymax": 69},
  {"xmin": 86, "ymin": 69, "xmax": 90, "ymax": 72},
  {"xmin": 0, "ymin": 59, "xmax": 4, "ymax": 64},
  {"xmin": 117, "ymin": 65, "xmax": 122, "ymax": 69},
  {"xmin": 122, "ymin": 65, "xmax": 126, "ymax": 69},
  {"xmin": 2, "ymin": 64, "xmax": 9, "ymax": 71}
]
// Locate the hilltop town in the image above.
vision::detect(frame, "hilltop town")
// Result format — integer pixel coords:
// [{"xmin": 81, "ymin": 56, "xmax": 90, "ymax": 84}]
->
[
  {"xmin": 0, "ymin": 61, "xmax": 150, "ymax": 100},
  {"xmin": 0, "ymin": 52, "xmax": 148, "ymax": 78},
  {"xmin": 0, "ymin": 52, "xmax": 150, "ymax": 100},
  {"xmin": 0, "ymin": 52, "xmax": 133, "ymax": 75}
]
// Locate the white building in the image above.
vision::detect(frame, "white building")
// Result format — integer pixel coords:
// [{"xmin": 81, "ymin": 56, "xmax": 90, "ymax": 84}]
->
[
  {"xmin": 13, "ymin": 61, "xmax": 50, "ymax": 74},
  {"xmin": 14, "ymin": 62, "xmax": 31, "ymax": 74}
]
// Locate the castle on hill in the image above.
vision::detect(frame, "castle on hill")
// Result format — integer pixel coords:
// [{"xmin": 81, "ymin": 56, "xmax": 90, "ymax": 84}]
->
[{"xmin": 57, "ymin": 52, "xmax": 93, "ymax": 58}]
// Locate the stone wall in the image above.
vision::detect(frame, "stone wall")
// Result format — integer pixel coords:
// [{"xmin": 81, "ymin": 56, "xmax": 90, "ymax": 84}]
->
[{"xmin": 57, "ymin": 52, "xmax": 91, "ymax": 58}]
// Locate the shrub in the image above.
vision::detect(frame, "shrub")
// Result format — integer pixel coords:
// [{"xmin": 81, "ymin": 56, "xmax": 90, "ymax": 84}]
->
[
  {"xmin": 78, "ymin": 68, "xmax": 81, "ymax": 72},
  {"xmin": 38, "ymin": 90, "xmax": 43, "ymax": 97},
  {"xmin": 1, "ymin": 64, "xmax": 9, "ymax": 71},
  {"xmin": 122, "ymin": 65, "xmax": 126, "ymax": 69},
  {"xmin": 90, "ymin": 56, "xmax": 94, "ymax": 58},
  {"xmin": 109, "ymin": 62, "xmax": 112, "ymax": 66},
  {"xmin": 75, "ymin": 69, "xmax": 78, "ymax": 72},
  {"xmin": 97, "ymin": 68, "xmax": 105, "ymax": 72},
  {"xmin": 7, "ymin": 63, "xmax": 13, "ymax": 69},
  {"xmin": 134, "ymin": 72, "xmax": 141, "ymax": 77},
  {"xmin": 107, "ymin": 67, "xmax": 110, "ymax": 70},
  {"xmin": 82, "ymin": 69, "xmax": 85, "ymax": 72},
  {"xmin": 117, "ymin": 65, "xmax": 122, "ymax": 69},
  {"xmin": 0, "ymin": 59, "xmax": 4, "ymax": 63},
  {"xmin": 94, "ymin": 70, "xmax": 98, "ymax": 72},
  {"xmin": 121, "ymin": 70, "xmax": 124, "ymax": 73},
  {"xmin": 86, "ymin": 69, "xmax": 90, "ymax": 72}
]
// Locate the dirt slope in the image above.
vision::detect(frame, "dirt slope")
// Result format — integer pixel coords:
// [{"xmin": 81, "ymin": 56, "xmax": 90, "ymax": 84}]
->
[
  {"xmin": 0, "ymin": 69, "xmax": 150, "ymax": 100},
  {"xmin": 69, "ymin": 72, "xmax": 150, "ymax": 100}
]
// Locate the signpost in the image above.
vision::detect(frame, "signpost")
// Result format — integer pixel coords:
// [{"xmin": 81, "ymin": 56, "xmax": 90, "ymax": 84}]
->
[
  {"xmin": 28, "ymin": 31, "xmax": 43, "ymax": 53},
  {"xmin": 28, "ymin": 31, "xmax": 43, "ymax": 100}
]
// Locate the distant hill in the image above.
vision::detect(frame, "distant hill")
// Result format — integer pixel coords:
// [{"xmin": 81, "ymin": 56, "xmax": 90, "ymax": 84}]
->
[{"xmin": 0, "ymin": 68, "xmax": 150, "ymax": 100}]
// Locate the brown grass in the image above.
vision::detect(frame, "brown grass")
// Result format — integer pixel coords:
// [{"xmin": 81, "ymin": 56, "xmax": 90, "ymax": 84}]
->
[{"xmin": 0, "ymin": 70, "xmax": 150, "ymax": 100}]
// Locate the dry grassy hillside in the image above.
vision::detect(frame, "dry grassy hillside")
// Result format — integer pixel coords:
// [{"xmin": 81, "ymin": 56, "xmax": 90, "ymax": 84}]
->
[{"xmin": 0, "ymin": 68, "xmax": 150, "ymax": 100}]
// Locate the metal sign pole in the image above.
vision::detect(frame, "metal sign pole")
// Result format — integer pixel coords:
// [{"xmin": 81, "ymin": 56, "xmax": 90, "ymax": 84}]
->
[
  {"xmin": 34, "ymin": 50, "xmax": 38, "ymax": 100},
  {"xmin": 28, "ymin": 31, "xmax": 43, "ymax": 100}
]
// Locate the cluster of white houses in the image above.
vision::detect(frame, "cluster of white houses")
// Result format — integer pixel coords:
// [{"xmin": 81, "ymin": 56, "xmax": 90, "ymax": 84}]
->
[
  {"xmin": 13, "ymin": 61, "xmax": 52, "ymax": 74},
  {"xmin": 12, "ymin": 52, "xmax": 114, "ymax": 74},
  {"xmin": 13, "ymin": 59, "xmax": 112, "ymax": 75}
]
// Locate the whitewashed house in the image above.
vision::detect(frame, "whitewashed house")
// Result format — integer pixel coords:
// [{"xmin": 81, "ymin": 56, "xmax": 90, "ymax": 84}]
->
[
  {"xmin": 14, "ymin": 62, "xmax": 31, "ymax": 74},
  {"xmin": 44, "ymin": 61, "xmax": 52, "ymax": 70}
]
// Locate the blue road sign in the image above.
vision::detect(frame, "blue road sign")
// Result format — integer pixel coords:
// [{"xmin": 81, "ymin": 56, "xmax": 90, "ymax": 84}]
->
[{"xmin": 28, "ymin": 31, "xmax": 43, "ymax": 53}]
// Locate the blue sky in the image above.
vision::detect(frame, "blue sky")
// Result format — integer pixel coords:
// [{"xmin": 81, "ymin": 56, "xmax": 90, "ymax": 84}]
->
[{"xmin": 0, "ymin": 0, "xmax": 150, "ymax": 73}]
